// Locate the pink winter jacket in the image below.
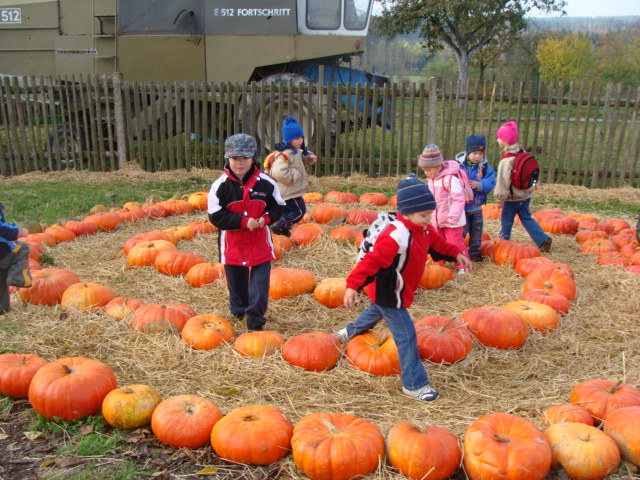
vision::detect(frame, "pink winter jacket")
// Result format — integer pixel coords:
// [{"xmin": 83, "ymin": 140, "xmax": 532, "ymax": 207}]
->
[{"xmin": 427, "ymin": 160, "xmax": 467, "ymax": 229}]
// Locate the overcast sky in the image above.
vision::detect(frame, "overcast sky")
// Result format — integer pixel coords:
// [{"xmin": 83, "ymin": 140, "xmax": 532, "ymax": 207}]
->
[{"xmin": 542, "ymin": 0, "xmax": 639, "ymax": 17}]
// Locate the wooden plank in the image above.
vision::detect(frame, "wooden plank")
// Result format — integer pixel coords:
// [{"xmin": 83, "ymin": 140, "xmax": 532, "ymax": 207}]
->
[
  {"xmin": 378, "ymin": 83, "xmax": 391, "ymax": 177},
  {"xmin": 123, "ymin": 82, "xmax": 135, "ymax": 165},
  {"xmin": 428, "ymin": 77, "xmax": 437, "ymax": 145},
  {"xmin": 514, "ymin": 81, "xmax": 525, "ymax": 127},
  {"xmin": 22, "ymin": 77, "xmax": 40, "ymax": 171},
  {"xmin": 613, "ymin": 87, "xmax": 634, "ymax": 187},
  {"xmin": 547, "ymin": 82, "xmax": 565, "ymax": 183},
  {"xmin": 469, "ymin": 79, "xmax": 480, "ymax": 134},
  {"xmin": 163, "ymin": 82, "xmax": 175, "ymax": 170},
  {"xmin": 70, "ymin": 76, "xmax": 87, "ymax": 169},
  {"xmin": 174, "ymin": 82, "xmax": 183, "ymax": 171},
  {"xmin": 359, "ymin": 83, "xmax": 371, "ymax": 172},
  {"xmin": 626, "ymin": 110, "xmax": 639, "ymax": 187},
  {"xmin": 209, "ymin": 82, "xmax": 218, "ymax": 169},
  {"xmin": 394, "ymin": 83, "xmax": 405, "ymax": 175},
  {"xmin": 405, "ymin": 82, "xmax": 416, "ymax": 173},
  {"xmin": 193, "ymin": 82, "xmax": 201, "ymax": 167},
  {"xmin": 522, "ymin": 81, "xmax": 536, "ymax": 150},
  {"xmin": 601, "ymin": 83, "xmax": 623, "ymax": 188},
  {"xmin": 183, "ymin": 82, "xmax": 192, "ymax": 169},
  {"xmin": 333, "ymin": 83, "xmax": 343, "ymax": 175},
  {"xmin": 10, "ymin": 77, "xmax": 29, "ymax": 172},
  {"xmin": 555, "ymin": 82, "xmax": 575, "ymax": 183},
  {"xmin": 575, "ymin": 82, "xmax": 596, "ymax": 185},
  {"xmin": 38, "ymin": 76, "xmax": 54, "ymax": 171},
  {"xmin": 368, "ymin": 83, "xmax": 380, "ymax": 177},
  {"xmin": 101, "ymin": 75, "xmax": 116, "ymax": 170},
  {"xmin": 91, "ymin": 75, "xmax": 106, "ymax": 171},
  {"xmin": 0, "ymin": 78, "xmax": 15, "ymax": 175},
  {"xmin": 218, "ymin": 82, "xmax": 228, "ymax": 168},
  {"xmin": 157, "ymin": 82, "xmax": 170, "ymax": 170},
  {"xmin": 341, "ymin": 83, "xmax": 352, "ymax": 174},
  {"xmin": 590, "ymin": 83, "xmax": 612, "ymax": 188},
  {"xmin": 324, "ymin": 82, "xmax": 334, "ymax": 175},
  {"xmin": 531, "ymin": 82, "xmax": 544, "ymax": 155},
  {"xmin": 565, "ymin": 82, "xmax": 585, "ymax": 185},
  {"xmin": 132, "ymin": 82, "xmax": 146, "ymax": 170},
  {"xmin": 417, "ymin": 82, "xmax": 426, "ymax": 155},
  {"xmin": 540, "ymin": 82, "xmax": 556, "ymax": 183},
  {"xmin": 388, "ymin": 83, "xmax": 398, "ymax": 176}
]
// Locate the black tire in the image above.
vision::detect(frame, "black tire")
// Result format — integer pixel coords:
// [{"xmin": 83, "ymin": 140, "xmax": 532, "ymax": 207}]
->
[
  {"xmin": 241, "ymin": 74, "xmax": 337, "ymax": 154},
  {"xmin": 48, "ymin": 125, "xmax": 86, "ymax": 169}
]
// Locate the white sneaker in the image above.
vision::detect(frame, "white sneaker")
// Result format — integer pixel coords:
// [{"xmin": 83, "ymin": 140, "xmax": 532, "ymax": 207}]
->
[
  {"xmin": 458, "ymin": 268, "xmax": 468, "ymax": 275},
  {"xmin": 336, "ymin": 328, "xmax": 351, "ymax": 345},
  {"xmin": 402, "ymin": 384, "xmax": 440, "ymax": 402}
]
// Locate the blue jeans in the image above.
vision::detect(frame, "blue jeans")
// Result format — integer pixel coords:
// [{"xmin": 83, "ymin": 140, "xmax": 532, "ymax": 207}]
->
[
  {"xmin": 272, "ymin": 196, "xmax": 306, "ymax": 232},
  {"xmin": 463, "ymin": 210, "xmax": 484, "ymax": 258},
  {"xmin": 343, "ymin": 302, "xmax": 430, "ymax": 390},
  {"xmin": 498, "ymin": 198, "xmax": 550, "ymax": 247},
  {"xmin": 224, "ymin": 261, "xmax": 271, "ymax": 330}
]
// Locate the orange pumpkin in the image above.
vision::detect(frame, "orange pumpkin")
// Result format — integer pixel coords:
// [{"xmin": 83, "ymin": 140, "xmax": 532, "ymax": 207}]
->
[
  {"xmin": 282, "ymin": 331, "xmax": 341, "ymax": 371},
  {"xmin": 60, "ymin": 282, "xmax": 116, "ymax": 311},
  {"xmin": 181, "ymin": 314, "xmax": 234, "ymax": 350},
  {"xmin": 569, "ymin": 379, "xmax": 640, "ymax": 424},
  {"xmin": 291, "ymin": 412, "xmax": 385, "ymax": 480},
  {"xmin": 303, "ymin": 192, "xmax": 324, "ymax": 204},
  {"xmin": 154, "ymin": 250, "xmax": 206, "ymax": 276},
  {"xmin": 328, "ymin": 225, "xmax": 358, "ymax": 243},
  {"xmin": 418, "ymin": 263, "xmax": 454, "ymax": 289},
  {"xmin": 610, "ymin": 233, "xmax": 636, "ymax": 249},
  {"xmin": 233, "ymin": 330, "xmax": 285, "ymax": 357},
  {"xmin": 269, "ymin": 267, "xmax": 316, "ymax": 299},
  {"xmin": 346, "ymin": 208, "xmax": 379, "ymax": 225},
  {"xmin": 313, "ymin": 278, "xmax": 347, "ymax": 308},
  {"xmin": 0, "ymin": 353, "xmax": 48, "ymax": 398},
  {"xmin": 28, "ymin": 356, "xmax": 117, "ymax": 421},
  {"xmin": 482, "ymin": 203, "xmax": 502, "ymax": 219},
  {"xmin": 603, "ymin": 406, "xmax": 640, "ymax": 467},
  {"xmin": 130, "ymin": 302, "xmax": 197, "ymax": 333},
  {"xmin": 543, "ymin": 404, "xmax": 594, "ymax": 426},
  {"xmin": 461, "ymin": 306, "xmax": 529, "ymax": 349},
  {"xmin": 359, "ymin": 192, "xmax": 388, "ymax": 206},
  {"xmin": 568, "ymin": 213, "xmax": 600, "ymax": 223},
  {"xmin": 158, "ymin": 199, "xmax": 194, "ymax": 216},
  {"xmin": 545, "ymin": 422, "xmax": 620, "ymax": 480},
  {"xmin": 18, "ymin": 268, "xmax": 81, "ymax": 306},
  {"xmin": 64, "ymin": 219, "xmax": 99, "ymax": 237},
  {"xmin": 387, "ymin": 421, "xmax": 461, "ymax": 480},
  {"xmin": 25, "ymin": 232, "xmax": 56, "ymax": 247},
  {"xmin": 272, "ymin": 233, "xmax": 293, "ymax": 250},
  {"xmin": 151, "ymin": 394, "xmax": 222, "ymax": 448},
  {"xmin": 514, "ymin": 256, "xmax": 554, "ymax": 277},
  {"xmin": 578, "ymin": 221, "xmax": 615, "ymax": 235},
  {"xmin": 127, "ymin": 240, "xmax": 177, "ymax": 267},
  {"xmin": 479, "ymin": 238, "xmax": 508, "ymax": 257},
  {"xmin": 502, "ymin": 300, "xmax": 559, "ymax": 332},
  {"xmin": 575, "ymin": 229, "xmax": 609, "ymax": 244},
  {"xmin": 324, "ymin": 190, "xmax": 358, "ymax": 204},
  {"xmin": 102, "ymin": 384, "xmax": 163, "ymax": 429},
  {"xmin": 210, "ymin": 405, "xmax": 293, "ymax": 465},
  {"xmin": 103, "ymin": 296, "xmax": 144, "ymax": 320},
  {"xmin": 187, "ymin": 191, "xmax": 208, "ymax": 210},
  {"xmin": 44, "ymin": 225, "xmax": 76, "ymax": 243},
  {"xmin": 580, "ymin": 238, "xmax": 618, "ymax": 255},
  {"xmin": 141, "ymin": 202, "xmax": 166, "ymax": 219},
  {"xmin": 290, "ymin": 223, "xmax": 324, "ymax": 246},
  {"xmin": 463, "ymin": 412, "xmax": 552, "ymax": 480},
  {"xmin": 520, "ymin": 289, "xmax": 571, "ymax": 315},
  {"xmin": 164, "ymin": 225, "xmax": 196, "ymax": 241},
  {"xmin": 115, "ymin": 205, "xmax": 145, "ymax": 222},
  {"xmin": 123, "ymin": 231, "xmax": 177, "ymax": 255},
  {"xmin": 464, "ymin": 230, "xmax": 490, "ymax": 246},
  {"xmin": 597, "ymin": 251, "xmax": 632, "ymax": 268},
  {"xmin": 492, "ymin": 240, "xmax": 540, "ymax": 265},
  {"xmin": 533, "ymin": 209, "xmax": 565, "ymax": 221},
  {"xmin": 539, "ymin": 214, "xmax": 578, "ymax": 235},
  {"xmin": 312, "ymin": 202, "xmax": 348, "ymax": 224},
  {"xmin": 604, "ymin": 218, "xmax": 630, "ymax": 233},
  {"xmin": 84, "ymin": 212, "xmax": 122, "ymax": 231},
  {"xmin": 345, "ymin": 331, "xmax": 401, "ymax": 376},
  {"xmin": 415, "ymin": 316, "xmax": 473, "ymax": 364},
  {"xmin": 187, "ymin": 220, "xmax": 216, "ymax": 234},
  {"xmin": 185, "ymin": 262, "xmax": 225, "ymax": 288},
  {"xmin": 524, "ymin": 268, "xmax": 576, "ymax": 300}
]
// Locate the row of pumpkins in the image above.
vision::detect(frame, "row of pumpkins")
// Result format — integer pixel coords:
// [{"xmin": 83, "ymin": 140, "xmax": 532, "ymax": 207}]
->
[{"xmin": 1, "ymin": 352, "xmax": 639, "ymax": 480}]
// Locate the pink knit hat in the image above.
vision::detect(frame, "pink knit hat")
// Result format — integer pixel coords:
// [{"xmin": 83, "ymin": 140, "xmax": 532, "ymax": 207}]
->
[
  {"xmin": 418, "ymin": 144, "xmax": 444, "ymax": 168},
  {"xmin": 497, "ymin": 121, "xmax": 519, "ymax": 144}
]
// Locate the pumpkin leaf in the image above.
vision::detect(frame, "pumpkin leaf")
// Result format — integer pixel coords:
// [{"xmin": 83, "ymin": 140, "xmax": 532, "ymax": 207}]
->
[
  {"xmin": 24, "ymin": 430, "xmax": 45, "ymax": 441},
  {"xmin": 55, "ymin": 456, "xmax": 86, "ymax": 468},
  {"xmin": 195, "ymin": 467, "xmax": 219, "ymax": 475}
]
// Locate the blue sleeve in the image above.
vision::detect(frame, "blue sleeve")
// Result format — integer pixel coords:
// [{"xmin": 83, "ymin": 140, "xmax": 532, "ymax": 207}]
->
[
  {"xmin": 0, "ymin": 221, "xmax": 20, "ymax": 241},
  {"xmin": 480, "ymin": 165, "xmax": 496, "ymax": 193}
]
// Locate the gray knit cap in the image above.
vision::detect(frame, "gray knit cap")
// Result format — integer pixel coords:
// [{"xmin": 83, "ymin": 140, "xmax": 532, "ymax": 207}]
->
[{"xmin": 224, "ymin": 133, "xmax": 257, "ymax": 159}]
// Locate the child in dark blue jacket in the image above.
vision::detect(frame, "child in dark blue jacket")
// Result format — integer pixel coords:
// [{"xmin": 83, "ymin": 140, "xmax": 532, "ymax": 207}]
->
[
  {"xmin": 455, "ymin": 135, "xmax": 496, "ymax": 262},
  {"xmin": 0, "ymin": 202, "xmax": 32, "ymax": 314}
]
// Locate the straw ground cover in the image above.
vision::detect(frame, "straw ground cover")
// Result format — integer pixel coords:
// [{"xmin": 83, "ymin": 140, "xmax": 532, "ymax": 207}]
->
[{"xmin": 1, "ymin": 167, "xmax": 639, "ymax": 480}]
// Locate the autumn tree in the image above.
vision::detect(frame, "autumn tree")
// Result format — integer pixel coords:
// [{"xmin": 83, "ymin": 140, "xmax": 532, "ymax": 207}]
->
[
  {"xmin": 536, "ymin": 33, "xmax": 596, "ymax": 82},
  {"xmin": 595, "ymin": 29, "xmax": 640, "ymax": 86},
  {"xmin": 375, "ymin": 0, "xmax": 566, "ymax": 93}
]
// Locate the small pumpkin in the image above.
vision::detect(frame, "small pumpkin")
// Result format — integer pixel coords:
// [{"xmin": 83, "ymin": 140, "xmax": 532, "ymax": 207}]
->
[
  {"xmin": 543, "ymin": 404, "xmax": 594, "ymax": 426},
  {"xmin": 418, "ymin": 263, "xmax": 454, "ymax": 290},
  {"xmin": 344, "ymin": 331, "xmax": 401, "ymax": 376},
  {"xmin": 186, "ymin": 262, "xmax": 225, "ymax": 288},
  {"xmin": 492, "ymin": 240, "xmax": 541, "ymax": 265},
  {"xmin": 346, "ymin": 208, "xmax": 379, "ymax": 225},
  {"xmin": 181, "ymin": 314, "xmax": 235, "ymax": 350},
  {"xmin": 520, "ymin": 289, "xmax": 571, "ymax": 315},
  {"xmin": 84, "ymin": 212, "xmax": 122, "ymax": 231},
  {"xmin": 303, "ymin": 192, "xmax": 324, "ymax": 204},
  {"xmin": 313, "ymin": 278, "xmax": 347, "ymax": 308},
  {"xmin": 575, "ymin": 229, "xmax": 609, "ymax": 244},
  {"xmin": 127, "ymin": 240, "xmax": 177, "ymax": 267},
  {"xmin": 154, "ymin": 250, "xmax": 206, "ymax": 276},
  {"xmin": 580, "ymin": 238, "xmax": 618, "ymax": 255},
  {"xmin": 282, "ymin": 332, "xmax": 341, "ymax": 371},
  {"xmin": 115, "ymin": 205, "xmax": 145, "ymax": 222},
  {"xmin": 312, "ymin": 202, "xmax": 348, "ymax": 224},
  {"xmin": 210, "ymin": 405, "xmax": 293, "ymax": 465},
  {"xmin": 328, "ymin": 225, "xmax": 358, "ymax": 244},
  {"xmin": 130, "ymin": 302, "xmax": 197, "ymax": 333},
  {"xmin": 524, "ymin": 268, "xmax": 576, "ymax": 301},
  {"xmin": 482, "ymin": 203, "xmax": 502, "ymax": 219},
  {"xmin": 187, "ymin": 219, "xmax": 216, "ymax": 234},
  {"xmin": 187, "ymin": 191, "xmax": 208, "ymax": 210},
  {"xmin": 123, "ymin": 231, "xmax": 177, "ymax": 255},
  {"xmin": 290, "ymin": 223, "xmax": 324, "ymax": 246},
  {"xmin": 272, "ymin": 233, "xmax": 293, "ymax": 251},
  {"xmin": 158, "ymin": 199, "xmax": 194, "ymax": 216},
  {"xmin": 64, "ymin": 219, "xmax": 99, "ymax": 237},
  {"xmin": 597, "ymin": 251, "xmax": 631, "ymax": 268},
  {"xmin": 233, "ymin": 330, "xmax": 285, "ymax": 357},
  {"xmin": 324, "ymin": 190, "xmax": 358, "ymax": 204},
  {"xmin": 44, "ymin": 225, "xmax": 76, "ymax": 243},
  {"xmin": 60, "ymin": 282, "xmax": 116, "ymax": 312},
  {"xmin": 415, "ymin": 316, "xmax": 473, "ymax": 364},
  {"xmin": 0, "ymin": 353, "xmax": 48, "ymax": 398},
  {"xmin": 103, "ymin": 296, "xmax": 144, "ymax": 320},
  {"xmin": 502, "ymin": 300, "xmax": 559, "ymax": 333},
  {"xmin": 514, "ymin": 256, "xmax": 554, "ymax": 277},
  {"xmin": 151, "ymin": 394, "xmax": 222, "ymax": 448},
  {"xmin": 461, "ymin": 306, "xmax": 529, "ymax": 349},
  {"xmin": 102, "ymin": 384, "xmax": 163, "ymax": 429}
]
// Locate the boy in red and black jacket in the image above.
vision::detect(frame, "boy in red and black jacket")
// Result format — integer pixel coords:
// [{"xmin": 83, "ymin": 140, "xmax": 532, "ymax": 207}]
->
[
  {"xmin": 208, "ymin": 134, "xmax": 285, "ymax": 331},
  {"xmin": 337, "ymin": 174, "xmax": 471, "ymax": 402}
]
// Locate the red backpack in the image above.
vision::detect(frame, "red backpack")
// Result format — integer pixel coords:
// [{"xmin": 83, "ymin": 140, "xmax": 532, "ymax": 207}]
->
[
  {"xmin": 510, "ymin": 150, "xmax": 539, "ymax": 190},
  {"xmin": 443, "ymin": 168, "xmax": 474, "ymax": 204}
]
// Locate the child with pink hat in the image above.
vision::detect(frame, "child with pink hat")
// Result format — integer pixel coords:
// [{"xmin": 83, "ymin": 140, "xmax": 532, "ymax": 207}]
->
[{"xmin": 494, "ymin": 121, "xmax": 552, "ymax": 252}]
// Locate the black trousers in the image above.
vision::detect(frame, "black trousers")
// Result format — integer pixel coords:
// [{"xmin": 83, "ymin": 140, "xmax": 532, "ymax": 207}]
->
[{"xmin": 224, "ymin": 261, "xmax": 271, "ymax": 330}]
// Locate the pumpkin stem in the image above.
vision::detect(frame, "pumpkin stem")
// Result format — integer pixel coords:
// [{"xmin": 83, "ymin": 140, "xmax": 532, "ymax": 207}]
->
[
  {"xmin": 607, "ymin": 380, "xmax": 623, "ymax": 394},
  {"xmin": 319, "ymin": 417, "xmax": 340, "ymax": 435},
  {"xmin": 579, "ymin": 433, "xmax": 591, "ymax": 442},
  {"xmin": 493, "ymin": 434, "xmax": 511, "ymax": 443},
  {"xmin": 184, "ymin": 403, "xmax": 197, "ymax": 415},
  {"xmin": 409, "ymin": 421, "xmax": 429, "ymax": 434},
  {"xmin": 62, "ymin": 364, "xmax": 73, "ymax": 374},
  {"xmin": 438, "ymin": 317, "xmax": 458, "ymax": 333},
  {"xmin": 122, "ymin": 386, "xmax": 135, "ymax": 394},
  {"xmin": 373, "ymin": 333, "xmax": 389, "ymax": 348}
]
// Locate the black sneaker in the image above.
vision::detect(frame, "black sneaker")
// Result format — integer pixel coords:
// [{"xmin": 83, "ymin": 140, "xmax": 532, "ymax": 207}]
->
[
  {"xmin": 539, "ymin": 238, "xmax": 553, "ymax": 253},
  {"xmin": 231, "ymin": 312, "xmax": 245, "ymax": 320},
  {"xmin": 470, "ymin": 255, "xmax": 484, "ymax": 263}
]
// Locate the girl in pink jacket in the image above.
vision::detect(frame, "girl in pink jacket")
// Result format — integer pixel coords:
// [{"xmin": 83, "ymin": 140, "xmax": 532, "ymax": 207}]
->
[{"xmin": 418, "ymin": 144, "xmax": 470, "ymax": 273}]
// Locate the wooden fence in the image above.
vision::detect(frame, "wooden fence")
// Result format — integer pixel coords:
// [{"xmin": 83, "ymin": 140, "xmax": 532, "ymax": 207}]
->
[{"xmin": 1, "ymin": 74, "xmax": 638, "ymax": 188}]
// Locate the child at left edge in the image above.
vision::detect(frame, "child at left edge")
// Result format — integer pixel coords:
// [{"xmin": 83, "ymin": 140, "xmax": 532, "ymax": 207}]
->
[
  {"xmin": 337, "ymin": 174, "xmax": 472, "ymax": 402},
  {"xmin": 1, "ymin": 202, "xmax": 32, "ymax": 315},
  {"xmin": 418, "ymin": 144, "xmax": 470, "ymax": 273},
  {"xmin": 268, "ymin": 116, "xmax": 317, "ymax": 237},
  {"xmin": 207, "ymin": 133, "xmax": 286, "ymax": 331}
]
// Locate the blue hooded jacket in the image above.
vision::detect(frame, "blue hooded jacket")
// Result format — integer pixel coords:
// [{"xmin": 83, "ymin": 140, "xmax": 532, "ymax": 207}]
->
[
  {"xmin": 0, "ymin": 202, "xmax": 20, "ymax": 260},
  {"xmin": 454, "ymin": 151, "xmax": 496, "ymax": 212}
]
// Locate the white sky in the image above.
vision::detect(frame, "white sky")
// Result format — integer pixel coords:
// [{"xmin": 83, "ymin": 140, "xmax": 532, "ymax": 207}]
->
[{"xmin": 542, "ymin": 0, "xmax": 639, "ymax": 17}]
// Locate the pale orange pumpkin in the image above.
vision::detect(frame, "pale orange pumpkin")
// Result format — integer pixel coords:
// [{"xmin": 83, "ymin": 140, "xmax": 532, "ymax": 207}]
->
[
  {"xmin": 187, "ymin": 191, "xmax": 208, "ymax": 210},
  {"xmin": 233, "ymin": 330, "xmax": 285, "ymax": 357},
  {"xmin": 328, "ymin": 225, "xmax": 358, "ymax": 243},
  {"xmin": 103, "ymin": 297, "xmax": 144, "ymax": 320},
  {"xmin": 60, "ymin": 282, "xmax": 116, "ymax": 312},
  {"xmin": 324, "ymin": 190, "xmax": 358, "ymax": 204},
  {"xmin": 303, "ymin": 192, "xmax": 324, "ymax": 204},
  {"xmin": 269, "ymin": 267, "xmax": 316, "ymax": 299},
  {"xmin": 520, "ymin": 289, "xmax": 571, "ymax": 315},
  {"xmin": 569, "ymin": 379, "xmax": 640, "ymax": 424},
  {"xmin": 543, "ymin": 404, "xmax": 594, "ymax": 426},
  {"xmin": 524, "ymin": 268, "xmax": 576, "ymax": 301},
  {"xmin": 603, "ymin": 406, "xmax": 640, "ymax": 467},
  {"xmin": 185, "ymin": 262, "xmax": 225, "ymax": 288},
  {"xmin": 502, "ymin": 300, "xmax": 559, "ymax": 332},
  {"xmin": 154, "ymin": 250, "xmax": 206, "ymax": 276},
  {"xmin": 312, "ymin": 202, "xmax": 348, "ymax": 224},
  {"xmin": 181, "ymin": 314, "xmax": 235, "ymax": 350},
  {"xmin": 359, "ymin": 192, "xmax": 388, "ymax": 206},
  {"xmin": 313, "ymin": 278, "xmax": 347, "ymax": 308},
  {"xmin": 102, "ymin": 384, "xmax": 163, "ymax": 429},
  {"xmin": 130, "ymin": 302, "xmax": 197, "ymax": 333},
  {"xmin": 127, "ymin": 240, "xmax": 177, "ymax": 267},
  {"xmin": 345, "ymin": 331, "xmax": 401, "ymax": 376}
]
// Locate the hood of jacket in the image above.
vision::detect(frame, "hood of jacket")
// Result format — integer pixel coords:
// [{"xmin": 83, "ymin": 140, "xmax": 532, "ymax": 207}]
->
[
  {"xmin": 436, "ymin": 160, "xmax": 464, "ymax": 180},
  {"xmin": 455, "ymin": 151, "xmax": 487, "ymax": 170}
]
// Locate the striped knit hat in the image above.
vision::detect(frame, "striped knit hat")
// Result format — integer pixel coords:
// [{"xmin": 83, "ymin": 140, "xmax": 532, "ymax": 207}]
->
[
  {"xmin": 397, "ymin": 174, "xmax": 436, "ymax": 214},
  {"xmin": 418, "ymin": 144, "xmax": 444, "ymax": 168}
]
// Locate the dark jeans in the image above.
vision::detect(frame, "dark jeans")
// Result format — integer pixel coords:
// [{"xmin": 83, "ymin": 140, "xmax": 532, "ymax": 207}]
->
[
  {"xmin": 498, "ymin": 198, "xmax": 550, "ymax": 247},
  {"xmin": 463, "ymin": 210, "xmax": 484, "ymax": 258},
  {"xmin": 272, "ymin": 196, "xmax": 306, "ymax": 232},
  {"xmin": 0, "ymin": 268, "xmax": 8, "ymax": 314},
  {"xmin": 224, "ymin": 261, "xmax": 271, "ymax": 330}
]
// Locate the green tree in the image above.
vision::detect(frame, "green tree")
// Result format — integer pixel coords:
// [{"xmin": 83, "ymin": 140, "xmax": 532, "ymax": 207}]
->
[
  {"xmin": 595, "ymin": 29, "xmax": 640, "ymax": 86},
  {"xmin": 375, "ymin": 0, "xmax": 565, "ymax": 93},
  {"xmin": 536, "ymin": 33, "xmax": 596, "ymax": 82}
]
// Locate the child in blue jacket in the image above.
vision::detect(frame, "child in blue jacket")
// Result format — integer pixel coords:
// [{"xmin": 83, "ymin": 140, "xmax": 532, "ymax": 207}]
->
[
  {"xmin": 455, "ymin": 135, "xmax": 496, "ymax": 262},
  {"xmin": 0, "ymin": 202, "xmax": 31, "ymax": 314}
]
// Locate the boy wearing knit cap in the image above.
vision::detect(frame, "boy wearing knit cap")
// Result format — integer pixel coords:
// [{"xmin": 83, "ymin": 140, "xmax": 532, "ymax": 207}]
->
[
  {"xmin": 337, "ymin": 174, "xmax": 471, "ymax": 402},
  {"xmin": 494, "ymin": 121, "xmax": 552, "ymax": 252},
  {"xmin": 418, "ymin": 144, "xmax": 470, "ymax": 272},
  {"xmin": 267, "ymin": 116, "xmax": 317, "ymax": 237},
  {"xmin": 455, "ymin": 134, "xmax": 496, "ymax": 261}
]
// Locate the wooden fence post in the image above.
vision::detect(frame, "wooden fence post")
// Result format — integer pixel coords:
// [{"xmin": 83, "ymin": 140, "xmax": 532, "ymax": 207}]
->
[{"xmin": 428, "ymin": 77, "xmax": 437, "ymax": 145}]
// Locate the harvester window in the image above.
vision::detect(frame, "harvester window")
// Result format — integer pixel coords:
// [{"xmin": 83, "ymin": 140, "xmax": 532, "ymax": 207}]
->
[
  {"xmin": 344, "ymin": 0, "xmax": 370, "ymax": 30},
  {"xmin": 306, "ymin": 0, "xmax": 341, "ymax": 29}
]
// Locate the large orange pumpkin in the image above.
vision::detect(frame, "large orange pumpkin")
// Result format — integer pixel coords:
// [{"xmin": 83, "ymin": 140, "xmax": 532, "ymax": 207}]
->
[
  {"xmin": 127, "ymin": 240, "xmax": 177, "ymax": 267},
  {"xmin": 419, "ymin": 263, "xmax": 454, "ymax": 289},
  {"xmin": 387, "ymin": 421, "xmax": 461, "ymax": 480},
  {"xmin": 492, "ymin": 240, "xmax": 541, "ymax": 265},
  {"xmin": 158, "ymin": 199, "xmax": 194, "ymax": 216},
  {"xmin": 0, "ymin": 353, "xmax": 48, "ymax": 398},
  {"xmin": 324, "ymin": 190, "xmax": 358, "ymax": 204},
  {"xmin": 539, "ymin": 214, "xmax": 579, "ymax": 235},
  {"xmin": 103, "ymin": 296, "xmax": 144, "ymax": 320},
  {"xmin": 28, "ymin": 356, "xmax": 117, "ymax": 421},
  {"xmin": 580, "ymin": 238, "xmax": 618, "ymax": 255},
  {"xmin": 604, "ymin": 218, "xmax": 630, "ymax": 233},
  {"xmin": 520, "ymin": 289, "xmax": 571, "ymax": 315},
  {"xmin": 328, "ymin": 225, "xmax": 358, "ymax": 243},
  {"xmin": 187, "ymin": 191, "xmax": 208, "ymax": 210},
  {"xmin": 185, "ymin": 262, "xmax": 225, "ymax": 288},
  {"xmin": 543, "ymin": 404, "xmax": 594, "ymax": 426},
  {"xmin": 303, "ymin": 192, "xmax": 324, "ymax": 204},
  {"xmin": 290, "ymin": 223, "xmax": 324, "ymax": 246},
  {"xmin": 569, "ymin": 379, "xmax": 640, "ymax": 424},
  {"xmin": 64, "ymin": 219, "xmax": 99, "ymax": 237},
  {"xmin": 463, "ymin": 412, "xmax": 552, "ymax": 480},
  {"xmin": 233, "ymin": 330, "xmax": 285, "ymax": 357},
  {"xmin": 291, "ymin": 412, "xmax": 385, "ymax": 480},
  {"xmin": 130, "ymin": 302, "xmax": 197, "ymax": 333},
  {"xmin": 187, "ymin": 219, "xmax": 216, "ymax": 234},
  {"xmin": 502, "ymin": 300, "xmax": 559, "ymax": 333},
  {"xmin": 524, "ymin": 268, "xmax": 576, "ymax": 301},
  {"xmin": 359, "ymin": 192, "xmax": 388, "ymax": 206},
  {"xmin": 313, "ymin": 278, "xmax": 347, "ymax": 308},
  {"xmin": 269, "ymin": 267, "xmax": 316, "ymax": 298},
  {"xmin": 415, "ymin": 316, "xmax": 473, "ymax": 364},
  {"xmin": 44, "ymin": 225, "xmax": 76, "ymax": 243},
  {"xmin": 603, "ymin": 406, "xmax": 640, "ymax": 467},
  {"xmin": 575, "ymin": 229, "xmax": 609, "ymax": 244},
  {"xmin": 181, "ymin": 314, "xmax": 235, "ymax": 350},
  {"xmin": 154, "ymin": 250, "xmax": 206, "ymax": 276},
  {"xmin": 514, "ymin": 256, "xmax": 554, "ymax": 277},
  {"xmin": 312, "ymin": 202, "xmax": 348, "ymax": 224},
  {"xmin": 60, "ymin": 282, "xmax": 116, "ymax": 311},
  {"xmin": 597, "ymin": 251, "xmax": 632, "ymax": 268},
  {"xmin": 18, "ymin": 268, "xmax": 81, "ymax": 306},
  {"xmin": 115, "ymin": 205, "xmax": 145, "ymax": 222},
  {"xmin": 282, "ymin": 332, "xmax": 341, "ymax": 371},
  {"xmin": 102, "ymin": 384, "xmax": 163, "ymax": 429},
  {"xmin": 84, "ymin": 212, "xmax": 122, "ymax": 231},
  {"xmin": 344, "ymin": 331, "xmax": 401, "ymax": 376},
  {"xmin": 545, "ymin": 422, "xmax": 620, "ymax": 480},
  {"xmin": 123, "ymin": 231, "xmax": 177, "ymax": 255},
  {"xmin": 346, "ymin": 208, "xmax": 379, "ymax": 225},
  {"xmin": 461, "ymin": 306, "xmax": 529, "ymax": 349},
  {"xmin": 151, "ymin": 394, "xmax": 222, "ymax": 448},
  {"xmin": 210, "ymin": 405, "xmax": 293, "ymax": 465}
]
